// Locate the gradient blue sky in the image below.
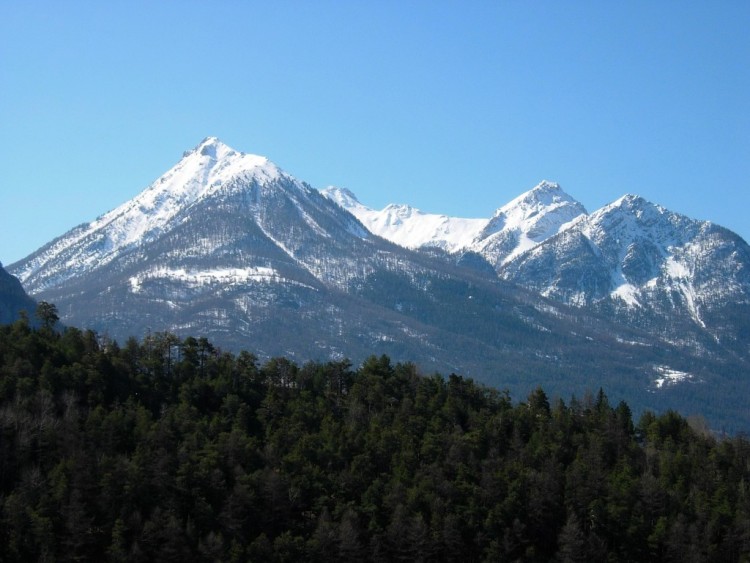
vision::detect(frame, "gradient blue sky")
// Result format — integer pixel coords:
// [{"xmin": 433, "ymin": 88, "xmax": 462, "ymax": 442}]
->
[{"xmin": 1, "ymin": 1, "xmax": 748, "ymax": 265}]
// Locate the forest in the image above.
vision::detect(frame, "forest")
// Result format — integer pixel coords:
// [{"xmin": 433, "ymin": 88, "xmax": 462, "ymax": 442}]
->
[{"xmin": 1, "ymin": 305, "xmax": 749, "ymax": 561}]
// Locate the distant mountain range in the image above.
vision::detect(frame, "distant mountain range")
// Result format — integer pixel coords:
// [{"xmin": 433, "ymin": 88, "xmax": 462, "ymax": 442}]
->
[
  {"xmin": 323, "ymin": 179, "xmax": 586, "ymax": 263},
  {"xmin": 7, "ymin": 138, "xmax": 750, "ymax": 430},
  {"xmin": 325, "ymin": 181, "xmax": 750, "ymax": 364}
]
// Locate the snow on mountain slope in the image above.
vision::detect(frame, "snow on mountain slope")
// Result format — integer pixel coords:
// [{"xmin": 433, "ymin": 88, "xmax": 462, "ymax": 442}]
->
[
  {"xmin": 499, "ymin": 192, "xmax": 750, "ymax": 348},
  {"xmin": 578, "ymin": 197, "xmax": 669, "ymax": 298},
  {"xmin": 11, "ymin": 138, "xmax": 313, "ymax": 290},
  {"xmin": 323, "ymin": 181, "xmax": 587, "ymax": 266},
  {"xmin": 322, "ymin": 186, "xmax": 486, "ymax": 252},
  {"xmin": 501, "ymin": 194, "xmax": 688, "ymax": 305},
  {"xmin": 471, "ymin": 181, "xmax": 588, "ymax": 268},
  {"xmin": 94, "ymin": 137, "xmax": 283, "ymax": 247},
  {"xmin": 578, "ymin": 194, "xmax": 705, "ymax": 308}
]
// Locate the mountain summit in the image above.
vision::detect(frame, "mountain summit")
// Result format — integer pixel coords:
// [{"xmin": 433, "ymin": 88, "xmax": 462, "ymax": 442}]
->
[
  {"xmin": 13, "ymin": 138, "xmax": 289, "ymax": 291},
  {"xmin": 471, "ymin": 181, "xmax": 588, "ymax": 267},
  {"xmin": 9, "ymin": 138, "xmax": 398, "ymax": 354},
  {"xmin": 323, "ymin": 180, "xmax": 588, "ymax": 266}
]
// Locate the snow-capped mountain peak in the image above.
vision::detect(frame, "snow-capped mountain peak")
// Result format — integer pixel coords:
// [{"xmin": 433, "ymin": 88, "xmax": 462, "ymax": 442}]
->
[
  {"xmin": 322, "ymin": 180, "xmax": 589, "ymax": 265},
  {"xmin": 602, "ymin": 193, "xmax": 655, "ymax": 213},
  {"xmin": 177, "ymin": 136, "xmax": 282, "ymax": 188},
  {"xmin": 12, "ymin": 138, "xmax": 293, "ymax": 289},
  {"xmin": 93, "ymin": 138, "xmax": 288, "ymax": 248},
  {"xmin": 190, "ymin": 136, "xmax": 235, "ymax": 158},
  {"xmin": 584, "ymin": 194, "xmax": 688, "ymax": 248},
  {"xmin": 492, "ymin": 181, "xmax": 586, "ymax": 221},
  {"xmin": 472, "ymin": 181, "xmax": 588, "ymax": 267},
  {"xmin": 322, "ymin": 186, "xmax": 364, "ymax": 210}
]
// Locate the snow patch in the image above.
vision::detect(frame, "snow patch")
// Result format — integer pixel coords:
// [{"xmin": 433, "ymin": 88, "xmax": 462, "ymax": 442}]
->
[
  {"xmin": 652, "ymin": 365, "xmax": 693, "ymax": 389},
  {"xmin": 611, "ymin": 283, "xmax": 641, "ymax": 307},
  {"xmin": 129, "ymin": 266, "xmax": 284, "ymax": 292},
  {"xmin": 663, "ymin": 256, "xmax": 705, "ymax": 327},
  {"xmin": 665, "ymin": 257, "xmax": 690, "ymax": 279}
]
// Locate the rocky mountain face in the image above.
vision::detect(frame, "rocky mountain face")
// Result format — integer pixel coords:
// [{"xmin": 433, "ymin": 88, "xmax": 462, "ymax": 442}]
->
[
  {"xmin": 328, "ymin": 182, "xmax": 750, "ymax": 363},
  {"xmin": 0, "ymin": 263, "xmax": 36, "ymax": 324},
  {"xmin": 499, "ymin": 195, "xmax": 750, "ymax": 360},
  {"xmin": 9, "ymin": 138, "xmax": 750, "ymax": 431}
]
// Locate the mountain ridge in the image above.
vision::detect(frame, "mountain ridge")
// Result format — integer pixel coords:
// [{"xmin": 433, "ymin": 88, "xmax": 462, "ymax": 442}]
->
[{"xmin": 326, "ymin": 176, "xmax": 750, "ymax": 355}]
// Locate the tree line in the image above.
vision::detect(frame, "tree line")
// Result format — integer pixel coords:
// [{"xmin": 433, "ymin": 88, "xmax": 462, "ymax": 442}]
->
[{"xmin": 0, "ymin": 304, "xmax": 749, "ymax": 561}]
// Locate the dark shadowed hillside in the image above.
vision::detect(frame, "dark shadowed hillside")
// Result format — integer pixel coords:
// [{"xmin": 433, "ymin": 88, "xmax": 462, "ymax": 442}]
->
[{"xmin": 0, "ymin": 262, "xmax": 35, "ymax": 324}]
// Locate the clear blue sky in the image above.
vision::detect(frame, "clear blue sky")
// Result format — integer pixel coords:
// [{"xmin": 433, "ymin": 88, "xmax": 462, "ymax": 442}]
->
[{"xmin": 1, "ymin": 1, "xmax": 748, "ymax": 265}]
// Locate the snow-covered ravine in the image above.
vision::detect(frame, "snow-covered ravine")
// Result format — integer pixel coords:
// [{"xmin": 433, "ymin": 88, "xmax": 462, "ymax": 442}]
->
[{"xmin": 128, "ymin": 266, "xmax": 310, "ymax": 293}]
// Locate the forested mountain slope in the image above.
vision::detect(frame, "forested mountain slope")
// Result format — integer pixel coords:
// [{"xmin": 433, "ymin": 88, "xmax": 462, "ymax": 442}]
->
[{"xmin": 1, "ymin": 319, "xmax": 749, "ymax": 561}]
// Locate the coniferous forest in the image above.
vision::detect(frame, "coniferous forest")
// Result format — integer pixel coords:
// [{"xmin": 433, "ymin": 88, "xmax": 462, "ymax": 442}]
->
[{"xmin": 1, "ymin": 306, "xmax": 750, "ymax": 561}]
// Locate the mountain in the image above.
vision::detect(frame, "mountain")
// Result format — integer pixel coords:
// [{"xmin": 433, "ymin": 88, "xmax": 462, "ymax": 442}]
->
[
  {"xmin": 328, "ymin": 181, "xmax": 750, "ymax": 362},
  {"xmin": 323, "ymin": 181, "xmax": 587, "ymax": 266},
  {"xmin": 471, "ymin": 181, "xmax": 588, "ymax": 267},
  {"xmin": 324, "ymin": 181, "xmax": 750, "ymax": 431},
  {"xmin": 0, "ymin": 262, "xmax": 36, "ymax": 324},
  {"xmin": 10, "ymin": 137, "xmax": 602, "ymax": 375},
  {"xmin": 12, "ymin": 137, "xmax": 375, "ymax": 292},
  {"xmin": 9, "ymin": 138, "xmax": 750, "ymax": 431},
  {"xmin": 499, "ymin": 194, "xmax": 750, "ymax": 360}
]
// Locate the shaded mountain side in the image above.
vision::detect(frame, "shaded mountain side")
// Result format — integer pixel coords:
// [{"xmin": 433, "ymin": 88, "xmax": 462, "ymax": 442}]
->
[{"xmin": 0, "ymin": 263, "xmax": 36, "ymax": 324}]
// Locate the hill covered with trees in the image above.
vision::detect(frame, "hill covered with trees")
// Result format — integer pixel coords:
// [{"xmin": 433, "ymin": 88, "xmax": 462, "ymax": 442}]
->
[{"xmin": 1, "ymin": 309, "xmax": 749, "ymax": 561}]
